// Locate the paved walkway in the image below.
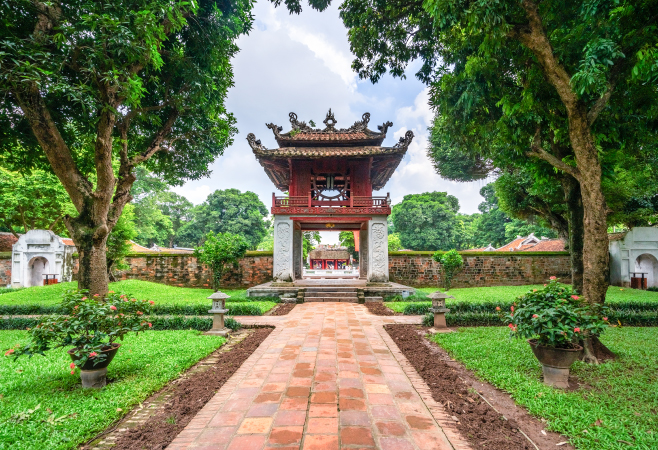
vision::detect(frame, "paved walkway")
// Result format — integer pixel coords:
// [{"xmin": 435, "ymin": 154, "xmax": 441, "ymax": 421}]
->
[{"xmin": 167, "ymin": 303, "xmax": 470, "ymax": 450}]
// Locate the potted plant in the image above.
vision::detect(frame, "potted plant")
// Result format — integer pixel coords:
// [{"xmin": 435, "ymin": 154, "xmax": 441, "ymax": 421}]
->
[
  {"xmin": 500, "ymin": 278, "xmax": 609, "ymax": 388},
  {"xmin": 11, "ymin": 290, "xmax": 153, "ymax": 388}
]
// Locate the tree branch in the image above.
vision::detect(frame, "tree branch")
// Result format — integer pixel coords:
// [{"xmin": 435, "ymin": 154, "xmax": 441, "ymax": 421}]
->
[
  {"xmin": 130, "ymin": 108, "xmax": 180, "ymax": 166},
  {"xmin": 526, "ymin": 127, "xmax": 580, "ymax": 180}
]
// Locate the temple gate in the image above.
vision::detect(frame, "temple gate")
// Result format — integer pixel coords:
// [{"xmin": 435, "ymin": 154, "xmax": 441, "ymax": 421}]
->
[{"xmin": 248, "ymin": 109, "xmax": 413, "ymax": 284}]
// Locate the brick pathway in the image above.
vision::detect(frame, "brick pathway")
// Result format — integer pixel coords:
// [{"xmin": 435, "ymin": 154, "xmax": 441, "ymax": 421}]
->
[{"xmin": 167, "ymin": 303, "xmax": 470, "ymax": 450}]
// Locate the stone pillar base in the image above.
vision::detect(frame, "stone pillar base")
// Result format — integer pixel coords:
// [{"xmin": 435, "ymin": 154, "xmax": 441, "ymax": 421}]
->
[
  {"xmin": 541, "ymin": 365, "xmax": 570, "ymax": 389},
  {"xmin": 80, "ymin": 367, "xmax": 108, "ymax": 389}
]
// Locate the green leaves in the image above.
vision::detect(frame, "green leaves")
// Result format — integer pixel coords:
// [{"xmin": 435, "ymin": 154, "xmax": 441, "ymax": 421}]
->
[{"xmin": 194, "ymin": 231, "xmax": 249, "ymax": 290}]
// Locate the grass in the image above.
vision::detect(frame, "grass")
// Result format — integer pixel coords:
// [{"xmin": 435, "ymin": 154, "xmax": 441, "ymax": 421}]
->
[
  {"xmin": 0, "ymin": 280, "xmax": 277, "ymax": 315},
  {"xmin": 431, "ymin": 327, "xmax": 658, "ymax": 450},
  {"xmin": 0, "ymin": 330, "xmax": 225, "ymax": 450}
]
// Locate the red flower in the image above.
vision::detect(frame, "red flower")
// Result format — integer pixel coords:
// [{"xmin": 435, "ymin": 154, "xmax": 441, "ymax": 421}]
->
[
  {"xmin": 93, "ymin": 294, "xmax": 100, "ymax": 297},
  {"xmin": 137, "ymin": 311, "xmax": 143, "ymax": 315},
  {"xmin": 550, "ymin": 276, "xmax": 557, "ymax": 280},
  {"xmin": 74, "ymin": 305, "xmax": 79, "ymax": 309},
  {"xmin": 495, "ymin": 307, "xmax": 501, "ymax": 311},
  {"xmin": 571, "ymin": 295, "xmax": 580, "ymax": 300},
  {"xmin": 70, "ymin": 362, "xmax": 76, "ymax": 369},
  {"xmin": 574, "ymin": 327, "xmax": 581, "ymax": 333},
  {"xmin": 603, "ymin": 317, "xmax": 608, "ymax": 321},
  {"xmin": 108, "ymin": 290, "xmax": 115, "ymax": 294},
  {"xmin": 110, "ymin": 305, "xmax": 117, "ymax": 311},
  {"xmin": 81, "ymin": 297, "xmax": 87, "ymax": 301},
  {"xmin": 148, "ymin": 323, "xmax": 152, "ymax": 328},
  {"xmin": 4, "ymin": 349, "xmax": 15, "ymax": 356},
  {"xmin": 149, "ymin": 300, "xmax": 154, "ymax": 305},
  {"xmin": 71, "ymin": 370, "xmax": 75, "ymax": 375},
  {"xmin": 89, "ymin": 352, "xmax": 98, "ymax": 358},
  {"xmin": 532, "ymin": 314, "xmax": 538, "ymax": 318},
  {"xmin": 510, "ymin": 306, "xmax": 515, "ymax": 312}
]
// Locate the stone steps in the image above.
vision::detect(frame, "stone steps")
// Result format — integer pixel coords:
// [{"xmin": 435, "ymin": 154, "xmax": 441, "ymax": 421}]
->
[{"xmin": 303, "ymin": 287, "xmax": 360, "ymax": 303}]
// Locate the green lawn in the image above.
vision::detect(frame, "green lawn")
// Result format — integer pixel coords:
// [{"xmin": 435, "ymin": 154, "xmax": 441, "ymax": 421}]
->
[
  {"xmin": 431, "ymin": 327, "xmax": 658, "ymax": 450},
  {"xmin": 0, "ymin": 330, "xmax": 225, "ymax": 450},
  {"xmin": 0, "ymin": 280, "xmax": 277, "ymax": 315}
]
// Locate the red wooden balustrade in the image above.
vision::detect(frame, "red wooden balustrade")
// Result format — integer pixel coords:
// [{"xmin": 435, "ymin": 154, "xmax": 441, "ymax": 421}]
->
[{"xmin": 273, "ymin": 193, "xmax": 390, "ymax": 208}]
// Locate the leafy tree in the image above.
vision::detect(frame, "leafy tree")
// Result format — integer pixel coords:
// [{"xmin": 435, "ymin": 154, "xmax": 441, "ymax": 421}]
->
[
  {"xmin": 133, "ymin": 195, "xmax": 175, "ymax": 248},
  {"xmin": 194, "ymin": 231, "xmax": 249, "ymax": 291},
  {"xmin": 0, "ymin": 0, "xmax": 253, "ymax": 295},
  {"xmin": 388, "ymin": 233, "xmax": 402, "ymax": 252},
  {"xmin": 391, "ymin": 192, "xmax": 459, "ymax": 251},
  {"xmin": 179, "ymin": 189, "xmax": 268, "ymax": 250},
  {"xmin": 433, "ymin": 249, "xmax": 463, "ymax": 291},
  {"xmin": 275, "ymin": 0, "xmax": 658, "ymax": 310},
  {"xmin": 159, "ymin": 192, "xmax": 193, "ymax": 247},
  {"xmin": 258, "ymin": 225, "xmax": 274, "ymax": 251},
  {"xmin": 106, "ymin": 203, "xmax": 137, "ymax": 280},
  {"xmin": 339, "ymin": 231, "xmax": 358, "ymax": 262},
  {"xmin": 470, "ymin": 184, "xmax": 510, "ymax": 249},
  {"xmin": 0, "ymin": 168, "xmax": 75, "ymax": 236},
  {"xmin": 303, "ymin": 231, "xmax": 321, "ymax": 262},
  {"xmin": 452, "ymin": 213, "xmax": 479, "ymax": 250}
]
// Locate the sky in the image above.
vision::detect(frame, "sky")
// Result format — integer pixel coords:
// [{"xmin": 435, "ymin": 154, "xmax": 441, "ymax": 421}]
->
[{"xmin": 173, "ymin": 1, "xmax": 487, "ymax": 244}]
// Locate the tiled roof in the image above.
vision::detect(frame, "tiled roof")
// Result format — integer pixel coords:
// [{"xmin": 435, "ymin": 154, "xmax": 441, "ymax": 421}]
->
[
  {"xmin": 129, "ymin": 241, "xmax": 193, "ymax": 254},
  {"xmin": 285, "ymin": 131, "xmax": 371, "ymax": 141},
  {"xmin": 0, "ymin": 232, "xmax": 18, "ymax": 252},
  {"xmin": 608, "ymin": 232, "xmax": 627, "ymax": 241},
  {"xmin": 253, "ymin": 146, "xmax": 407, "ymax": 159},
  {"xmin": 61, "ymin": 238, "xmax": 75, "ymax": 247},
  {"xmin": 527, "ymin": 239, "xmax": 566, "ymax": 251},
  {"xmin": 496, "ymin": 237, "xmax": 526, "ymax": 252}
]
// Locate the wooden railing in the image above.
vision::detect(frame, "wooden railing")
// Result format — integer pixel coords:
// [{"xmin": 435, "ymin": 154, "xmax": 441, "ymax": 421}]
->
[{"xmin": 273, "ymin": 193, "xmax": 391, "ymax": 208}]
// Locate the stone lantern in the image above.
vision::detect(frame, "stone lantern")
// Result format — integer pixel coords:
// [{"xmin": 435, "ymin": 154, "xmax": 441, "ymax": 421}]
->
[
  {"xmin": 428, "ymin": 291, "xmax": 453, "ymax": 329},
  {"xmin": 206, "ymin": 291, "xmax": 230, "ymax": 336}
]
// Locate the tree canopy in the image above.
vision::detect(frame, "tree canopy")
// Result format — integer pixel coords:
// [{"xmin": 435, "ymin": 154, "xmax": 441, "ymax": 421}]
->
[
  {"xmin": 0, "ymin": 0, "xmax": 253, "ymax": 294},
  {"xmin": 179, "ymin": 189, "xmax": 268, "ymax": 250}
]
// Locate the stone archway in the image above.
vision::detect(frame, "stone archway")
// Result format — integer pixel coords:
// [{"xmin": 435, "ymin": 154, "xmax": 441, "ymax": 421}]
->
[
  {"xmin": 635, "ymin": 253, "xmax": 658, "ymax": 288},
  {"xmin": 27, "ymin": 256, "xmax": 49, "ymax": 287}
]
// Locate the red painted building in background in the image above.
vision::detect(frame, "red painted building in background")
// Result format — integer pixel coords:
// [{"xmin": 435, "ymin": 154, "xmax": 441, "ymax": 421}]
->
[{"xmin": 249, "ymin": 109, "xmax": 413, "ymax": 282}]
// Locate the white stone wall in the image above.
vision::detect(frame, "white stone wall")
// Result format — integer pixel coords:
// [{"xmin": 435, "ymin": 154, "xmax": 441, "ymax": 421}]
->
[
  {"xmin": 367, "ymin": 215, "xmax": 389, "ymax": 282},
  {"xmin": 610, "ymin": 227, "xmax": 658, "ymax": 288},
  {"xmin": 273, "ymin": 216, "xmax": 294, "ymax": 282},
  {"xmin": 11, "ymin": 230, "xmax": 75, "ymax": 288}
]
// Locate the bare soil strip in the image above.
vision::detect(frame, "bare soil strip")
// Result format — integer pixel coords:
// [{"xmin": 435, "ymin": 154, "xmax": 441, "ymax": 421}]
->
[
  {"xmin": 267, "ymin": 302, "xmax": 296, "ymax": 316},
  {"xmin": 385, "ymin": 324, "xmax": 575, "ymax": 450},
  {"xmin": 365, "ymin": 301, "xmax": 396, "ymax": 316},
  {"xmin": 86, "ymin": 327, "xmax": 273, "ymax": 450}
]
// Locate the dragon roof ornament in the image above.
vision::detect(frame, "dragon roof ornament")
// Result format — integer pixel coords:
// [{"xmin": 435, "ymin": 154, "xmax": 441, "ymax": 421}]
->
[
  {"xmin": 266, "ymin": 110, "xmax": 394, "ymax": 138},
  {"xmin": 393, "ymin": 130, "xmax": 414, "ymax": 149},
  {"xmin": 246, "ymin": 133, "xmax": 267, "ymax": 152}
]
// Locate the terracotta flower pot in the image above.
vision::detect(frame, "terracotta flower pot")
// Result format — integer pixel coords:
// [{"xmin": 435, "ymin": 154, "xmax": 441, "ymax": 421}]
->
[
  {"xmin": 68, "ymin": 343, "xmax": 121, "ymax": 389},
  {"xmin": 528, "ymin": 339, "xmax": 583, "ymax": 389}
]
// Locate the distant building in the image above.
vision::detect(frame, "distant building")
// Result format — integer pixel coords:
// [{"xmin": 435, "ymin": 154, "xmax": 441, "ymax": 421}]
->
[
  {"xmin": 128, "ymin": 241, "xmax": 194, "ymax": 254},
  {"xmin": 309, "ymin": 245, "xmax": 351, "ymax": 270},
  {"xmin": 463, "ymin": 233, "xmax": 566, "ymax": 253},
  {"xmin": 609, "ymin": 227, "xmax": 658, "ymax": 288},
  {"xmin": 11, "ymin": 230, "xmax": 76, "ymax": 287}
]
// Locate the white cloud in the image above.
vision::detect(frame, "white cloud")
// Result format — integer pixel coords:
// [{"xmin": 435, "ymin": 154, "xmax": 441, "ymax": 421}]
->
[{"xmin": 171, "ymin": 184, "xmax": 212, "ymax": 205}]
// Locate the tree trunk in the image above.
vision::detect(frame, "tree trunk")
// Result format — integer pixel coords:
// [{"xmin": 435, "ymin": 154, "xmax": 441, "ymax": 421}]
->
[
  {"xmin": 73, "ymin": 226, "xmax": 110, "ymax": 295},
  {"xmin": 563, "ymin": 177, "xmax": 584, "ymax": 294}
]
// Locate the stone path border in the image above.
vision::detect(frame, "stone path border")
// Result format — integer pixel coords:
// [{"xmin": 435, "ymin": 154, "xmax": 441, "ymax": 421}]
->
[{"xmin": 167, "ymin": 303, "xmax": 470, "ymax": 450}]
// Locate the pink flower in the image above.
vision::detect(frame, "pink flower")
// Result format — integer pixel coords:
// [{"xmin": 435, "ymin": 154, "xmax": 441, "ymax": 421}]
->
[
  {"xmin": 603, "ymin": 317, "xmax": 608, "ymax": 321},
  {"xmin": 70, "ymin": 362, "xmax": 76, "ymax": 369},
  {"xmin": 507, "ymin": 324, "xmax": 517, "ymax": 332},
  {"xmin": 110, "ymin": 305, "xmax": 117, "ymax": 311},
  {"xmin": 93, "ymin": 294, "xmax": 100, "ymax": 297},
  {"xmin": 108, "ymin": 291, "xmax": 115, "ymax": 294},
  {"xmin": 71, "ymin": 370, "xmax": 75, "ymax": 375},
  {"xmin": 571, "ymin": 295, "xmax": 580, "ymax": 300},
  {"xmin": 74, "ymin": 305, "xmax": 79, "ymax": 309},
  {"xmin": 89, "ymin": 352, "xmax": 98, "ymax": 358},
  {"xmin": 533, "ymin": 289, "xmax": 538, "ymax": 292},
  {"xmin": 4, "ymin": 349, "xmax": 15, "ymax": 356},
  {"xmin": 136, "ymin": 311, "xmax": 143, "ymax": 315},
  {"xmin": 574, "ymin": 327, "xmax": 581, "ymax": 333},
  {"xmin": 148, "ymin": 323, "xmax": 152, "ymax": 328},
  {"xmin": 81, "ymin": 297, "xmax": 87, "ymax": 301},
  {"xmin": 550, "ymin": 276, "xmax": 557, "ymax": 280},
  {"xmin": 495, "ymin": 307, "xmax": 501, "ymax": 311},
  {"xmin": 532, "ymin": 314, "xmax": 538, "ymax": 318},
  {"xmin": 149, "ymin": 301, "xmax": 154, "ymax": 305},
  {"xmin": 510, "ymin": 306, "xmax": 515, "ymax": 312}
]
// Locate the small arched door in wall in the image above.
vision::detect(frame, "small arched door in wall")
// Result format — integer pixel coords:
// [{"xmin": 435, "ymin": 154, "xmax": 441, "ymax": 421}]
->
[
  {"xmin": 635, "ymin": 253, "xmax": 658, "ymax": 288},
  {"xmin": 28, "ymin": 256, "xmax": 49, "ymax": 287}
]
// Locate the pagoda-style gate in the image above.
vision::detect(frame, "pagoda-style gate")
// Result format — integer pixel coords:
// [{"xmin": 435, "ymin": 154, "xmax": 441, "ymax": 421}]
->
[{"xmin": 248, "ymin": 109, "xmax": 413, "ymax": 283}]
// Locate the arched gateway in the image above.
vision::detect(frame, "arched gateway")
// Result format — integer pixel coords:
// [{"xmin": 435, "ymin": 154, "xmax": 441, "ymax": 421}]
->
[{"xmin": 247, "ymin": 110, "xmax": 415, "ymax": 300}]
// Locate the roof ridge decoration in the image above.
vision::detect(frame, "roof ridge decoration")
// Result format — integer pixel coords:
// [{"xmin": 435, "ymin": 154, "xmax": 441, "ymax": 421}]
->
[
  {"xmin": 266, "ymin": 110, "xmax": 394, "ymax": 138},
  {"xmin": 247, "ymin": 133, "xmax": 267, "ymax": 152},
  {"xmin": 393, "ymin": 130, "xmax": 415, "ymax": 149}
]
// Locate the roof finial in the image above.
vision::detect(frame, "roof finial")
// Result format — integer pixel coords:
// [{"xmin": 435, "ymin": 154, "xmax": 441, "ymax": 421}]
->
[{"xmin": 323, "ymin": 108, "xmax": 337, "ymax": 131}]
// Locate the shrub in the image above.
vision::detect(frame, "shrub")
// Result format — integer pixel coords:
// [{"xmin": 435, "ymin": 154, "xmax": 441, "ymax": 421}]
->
[
  {"xmin": 422, "ymin": 313, "xmax": 434, "ymax": 327},
  {"xmin": 500, "ymin": 278, "xmax": 610, "ymax": 348},
  {"xmin": 433, "ymin": 249, "xmax": 463, "ymax": 291},
  {"xmin": 648, "ymin": 286, "xmax": 658, "ymax": 292},
  {"xmin": 194, "ymin": 231, "xmax": 249, "ymax": 290},
  {"xmin": 403, "ymin": 303, "xmax": 431, "ymax": 315},
  {"xmin": 9, "ymin": 290, "xmax": 153, "ymax": 370},
  {"xmin": 225, "ymin": 317, "xmax": 242, "ymax": 331}
]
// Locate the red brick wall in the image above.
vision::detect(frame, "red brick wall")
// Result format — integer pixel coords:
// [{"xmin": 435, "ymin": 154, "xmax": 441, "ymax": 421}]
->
[
  {"xmin": 0, "ymin": 257, "xmax": 11, "ymax": 286},
  {"xmin": 115, "ymin": 253, "xmax": 273, "ymax": 289},
  {"xmin": 388, "ymin": 253, "xmax": 571, "ymax": 287}
]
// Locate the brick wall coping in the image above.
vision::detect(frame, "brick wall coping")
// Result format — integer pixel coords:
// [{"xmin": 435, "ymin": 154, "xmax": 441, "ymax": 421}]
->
[
  {"xmin": 0, "ymin": 252, "xmax": 10, "ymax": 259},
  {"xmin": 124, "ymin": 250, "xmax": 275, "ymax": 257},
  {"xmin": 389, "ymin": 250, "xmax": 570, "ymax": 257}
]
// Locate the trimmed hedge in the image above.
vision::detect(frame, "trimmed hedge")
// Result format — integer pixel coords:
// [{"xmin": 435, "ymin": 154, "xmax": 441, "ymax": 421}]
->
[
  {"xmin": 0, "ymin": 315, "xmax": 249, "ymax": 331},
  {"xmin": 388, "ymin": 250, "xmax": 570, "ymax": 257},
  {"xmin": 398, "ymin": 300, "xmax": 658, "ymax": 315},
  {"xmin": 0, "ymin": 299, "xmax": 279, "ymax": 316}
]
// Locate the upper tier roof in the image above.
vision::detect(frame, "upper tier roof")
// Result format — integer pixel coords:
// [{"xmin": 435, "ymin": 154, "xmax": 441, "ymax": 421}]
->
[{"xmin": 265, "ymin": 110, "xmax": 393, "ymax": 147}]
